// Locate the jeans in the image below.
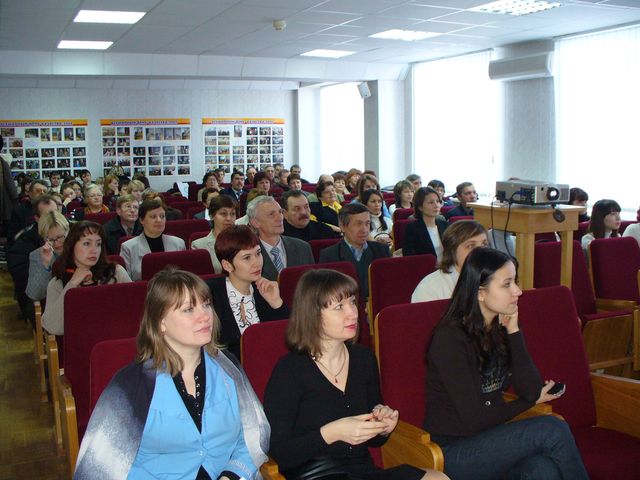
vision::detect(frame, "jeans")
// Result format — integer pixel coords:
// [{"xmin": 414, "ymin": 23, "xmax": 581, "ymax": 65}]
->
[{"xmin": 431, "ymin": 416, "xmax": 588, "ymax": 480}]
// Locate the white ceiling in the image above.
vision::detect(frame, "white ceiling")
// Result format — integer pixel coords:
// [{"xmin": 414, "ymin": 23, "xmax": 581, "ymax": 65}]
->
[{"xmin": 1, "ymin": 0, "xmax": 640, "ymax": 65}]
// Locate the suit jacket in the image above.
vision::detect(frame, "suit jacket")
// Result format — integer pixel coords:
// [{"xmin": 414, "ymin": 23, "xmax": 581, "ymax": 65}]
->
[
  {"xmin": 206, "ymin": 276, "xmax": 289, "ymax": 359},
  {"xmin": 309, "ymin": 201, "xmax": 340, "ymax": 228},
  {"xmin": 318, "ymin": 240, "xmax": 390, "ymax": 298},
  {"xmin": 261, "ymin": 235, "xmax": 315, "ymax": 281},
  {"xmin": 103, "ymin": 216, "xmax": 143, "ymax": 255},
  {"xmin": 120, "ymin": 233, "xmax": 186, "ymax": 281},
  {"xmin": 282, "ymin": 219, "xmax": 340, "ymax": 242},
  {"xmin": 403, "ymin": 217, "xmax": 449, "ymax": 257},
  {"xmin": 444, "ymin": 204, "xmax": 473, "ymax": 220},
  {"xmin": 220, "ymin": 187, "xmax": 243, "ymax": 201}
]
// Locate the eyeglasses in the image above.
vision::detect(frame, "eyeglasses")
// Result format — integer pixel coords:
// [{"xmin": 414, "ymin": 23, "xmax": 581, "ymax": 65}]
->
[
  {"xmin": 46, "ymin": 234, "xmax": 66, "ymax": 244},
  {"xmin": 121, "ymin": 204, "xmax": 139, "ymax": 211}
]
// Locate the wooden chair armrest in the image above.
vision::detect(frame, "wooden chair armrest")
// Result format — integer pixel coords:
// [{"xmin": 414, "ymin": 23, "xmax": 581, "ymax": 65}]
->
[
  {"xmin": 57, "ymin": 374, "xmax": 80, "ymax": 478},
  {"xmin": 34, "ymin": 301, "xmax": 48, "ymax": 402},
  {"xmin": 503, "ymin": 392, "xmax": 555, "ymax": 420},
  {"xmin": 595, "ymin": 298, "xmax": 638, "ymax": 312},
  {"xmin": 381, "ymin": 420, "xmax": 444, "ymax": 471},
  {"xmin": 591, "ymin": 372, "xmax": 640, "ymax": 439},
  {"xmin": 260, "ymin": 458, "xmax": 285, "ymax": 480}
]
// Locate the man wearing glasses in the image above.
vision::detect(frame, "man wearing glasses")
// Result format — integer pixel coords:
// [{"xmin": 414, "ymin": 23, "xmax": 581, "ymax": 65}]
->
[
  {"xmin": 444, "ymin": 182, "xmax": 478, "ymax": 220},
  {"xmin": 103, "ymin": 194, "xmax": 143, "ymax": 254}
]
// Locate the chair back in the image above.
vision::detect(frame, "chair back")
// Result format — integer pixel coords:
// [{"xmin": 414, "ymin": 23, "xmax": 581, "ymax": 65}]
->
[
  {"xmin": 141, "ymin": 249, "xmax": 214, "ymax": 280},
  {"xmin": 392, "ymin": 208, "xmax": 413, "ymax": 221},
  {"xmin": 573, "ymin": 221, "xmax": 590, "ymax": 242},
  {"xmin": 449, "ymin": 215, "xmax": 473, "ymax": 223},
  {"xmin": 188, "ymin": 230, "xmax": 209, "ymax": 247},
  {"xmin": 171, "ymin": 201, "xmax": 202, "ymax": 218},
  {"xmin": 240, "ymin": 320, "xmax": 289, "ymax": 402},
  {"xmin": 375, "ymin": 300, "xmax": 449, "ymax": 427},
  {"xmin": 368, "ymin": 254, "xmax": 437, "ymax": 320},
  {"xmin": 187, "ymin": 206, "xmax": 205, "ymax": 219},
  {"xmin": 164, "ymin": 219, "xmax": 211, "ymax": 243},
  {"xmin": 301, "ymin": 183, "xmax": 316, "ymax": 193},
  {"xmin": 188, "ymin": 183, "xmax": 202, "ymax": 201},
  {"xmin": 163, "ymin": 195, "xmax": 188, "ymax": 204},
  {"xmin": 106, "ymin": 254, "xmax": 126, "ymax": 268},
  {"xmin": 533, "ymin": 240, "xmax": 596, "ymax": 316},
  {"xmin": 619, "ymin": 220, "xmax": 635, "ymax": 235},
  {"xmin": 117, "ymin": 235, "xmax": 134, "ymax": 254},
  {"xmin": 309, "ymin": 238, "xmax": 341, "ymax": 263},
  {"xmin": 392, "ymin": 219, "xmax": 414, "ymax": 251},
  {"xmin": 590, "ymin": 236, "xmax": 640, "ymax": 303},
  {"xmin": 63, "ymin": 281, "xmax": 148, "ymax": 430},
  {"xmin": 279, "ymin": 261, "xmax": 358, "ymax": 306},
  {"xmin": 83, "ymin": 212, "xmax": 117, "ymax": 225},
  {"xmin": 89, "ymin": 338, "xmax": 137, "ymax": 411},
  {"xmin": 440, "ymin": 205, "xmax": 455, "ymax": 216}
]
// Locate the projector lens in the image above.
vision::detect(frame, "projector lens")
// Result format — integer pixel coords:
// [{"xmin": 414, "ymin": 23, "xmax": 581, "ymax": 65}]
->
[{"xmin": 547, "ymin": 188, "xmax": 559, "ymax": 200}]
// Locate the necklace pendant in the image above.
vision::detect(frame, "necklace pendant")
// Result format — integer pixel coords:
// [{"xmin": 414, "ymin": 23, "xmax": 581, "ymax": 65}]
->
[{"xmin": 335, "ymin": 378, "xmax": 338, "ymax": 383}]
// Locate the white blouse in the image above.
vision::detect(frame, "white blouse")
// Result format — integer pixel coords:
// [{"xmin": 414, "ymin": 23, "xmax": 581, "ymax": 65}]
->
[{"xmin": 225, "ymin": 278, "xmax": 260, "ymax": 334}]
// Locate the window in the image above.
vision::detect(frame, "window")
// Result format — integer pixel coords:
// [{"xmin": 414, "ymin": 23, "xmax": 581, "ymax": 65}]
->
[
  {"xmin": 555, "ymin": 24, "xmax": 640, "ymax": 216},
  {"xmin": 413, "ymin": 51, "xmax": 500, "ymax": 198}
]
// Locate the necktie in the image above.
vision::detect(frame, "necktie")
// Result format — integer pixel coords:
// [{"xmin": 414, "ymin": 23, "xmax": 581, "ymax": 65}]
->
[{"xmin": 271, "ymin": 246, "xmax": 284, "ymax": 273}]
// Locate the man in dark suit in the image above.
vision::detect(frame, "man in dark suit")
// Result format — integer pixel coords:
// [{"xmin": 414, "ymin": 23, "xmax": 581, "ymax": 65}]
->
[
  {"xmin": 248, "ymin": 196, "xmax": 314, "ymax": 280},
  {"xmin": 444, "ymin": 181, "xmax": 477, "ymax": 219},
  {"xmin": 319, "ymin": 203, "xmax": 390, "ymax": 299},
  {"xmin": 220, "ymin": 170, "xmax": 245, "ymax": 201},
  {"xmin": 7, "ymin": 178, "xmax": 49, "ymax": 245},
  {"xmin": 281, "ymin": 190, "xmax": 339, "ymax": 242},
  {"xmin": 103, "ymin": 194, "xmax": 143, "ymax": 254}
]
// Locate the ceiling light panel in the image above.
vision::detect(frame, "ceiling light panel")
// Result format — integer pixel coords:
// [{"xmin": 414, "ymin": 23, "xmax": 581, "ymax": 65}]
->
[
  {"xmin": 300, "ymin": 49, "xmax": 356, "ymax": 58},
  {"xmin": 370, "ymin": 29, "xmax": 442, "ymax": 41},
  {"xmin": 57, "ymin": 40, "xmax": 113, "ymax": 50},
  {"xmin": 74, "ymin": 10, "xmax": 146, "ymax": 24},
  {"xmin": 469, "ymin": 0, "xmax": 561, "ymax": 16}
]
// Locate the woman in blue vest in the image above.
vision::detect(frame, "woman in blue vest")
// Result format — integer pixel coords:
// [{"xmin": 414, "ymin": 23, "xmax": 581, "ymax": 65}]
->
[{"xmin": 75, "ymin": 268, "xmax": 269, "ymax": 480}]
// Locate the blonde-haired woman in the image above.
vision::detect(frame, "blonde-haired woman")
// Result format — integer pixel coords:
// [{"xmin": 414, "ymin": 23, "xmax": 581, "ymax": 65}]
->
[
  {"xmin": 125, "ymin": 179, "xmax": 145, "ymax": 205},
  {"xmin": 75, "ymin": 269, "xmax": 269, "ymax": 479},
  {"xmin": 74, "ymin": 184, "xmax": 110, "ymax": 220}
]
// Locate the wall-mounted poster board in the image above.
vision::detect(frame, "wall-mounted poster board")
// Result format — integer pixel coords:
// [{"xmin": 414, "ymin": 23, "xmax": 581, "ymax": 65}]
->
[
  {"xmin": 0, "ymin": 119, "xmax": 88, "ymax": 180},
  {"xmin": 202, "ymin": 118, "xmax": 284, "ymax": 174},
  {"xmin": 101, "ymin": 118, "xmax": 191, "ymax": 178}
]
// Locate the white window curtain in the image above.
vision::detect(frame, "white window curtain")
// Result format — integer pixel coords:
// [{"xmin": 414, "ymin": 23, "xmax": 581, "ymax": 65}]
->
[
  {"xmin": 413, "ymin": 51, "xmax": 500, "ymax": 198},
  {"xmin": 555, "ymin": 24, "xmax": 640, "ymax": 216},
  {"xmin": 319, "ymin": 83, "xmax": 364, "ymax": 174}
]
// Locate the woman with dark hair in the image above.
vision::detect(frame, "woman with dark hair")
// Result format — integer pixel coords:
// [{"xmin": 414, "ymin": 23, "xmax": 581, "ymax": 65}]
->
[
  {"xmin": 205, "ymin": 225, "xmax": 288, "ymax": 359},
  {"xmin": 191, "ymin": 195, "xmax": 238, "ymax": 273},
  {"xmin": 403, "ymin": 187, "xmax": 448, "ymax": 258},
  {"xmin": 389, "ymin": 180, "xmax": 414, "ymax": 216},
  {"xmin": 427, "ymin": 180, "xmax": 453, "ymax": 207},
  {"xmin": 345, "ymin": 168, "xmax": 362, "ymax": 194},
  {"xmin": 264, "ymin": 269, "xmax": 446, "ymax": 480},
  {"xmin": 362, "ymin": 189, "xmax": 393, "ymax": 246},
  {"xmin": 197, "ymin": 172, "xmax": 219, "ymax": 204},
  {"xmin": 412, "ymin": 220, "xmax": 488, "ymax": 303},
  {"xmin": 310, "ymin": 180, "xmax": 343, "ymax": 233},
  {"xmin": 581, "ymin": 199, "xmax": 621, "ymax": 253},
  {"xmin": 41, "ymin": 221, "xmax": 131, "ymax": 335},
  {"xmin": 425, "ymin": 247, "xmax": 587, "ymax": 480},
  {"xmin": 253, "ymin": 171, "xmax": 271, "ymax": 194},
  {"xmin": 75, "ymin": 269, "xmax": 269, "ymax": 479},
  {"xmin": 568, "ymin": 187, "xmax": 590, "ymax": 222},
  {"xmin": 351, "ymin": 173, "xmax": 392, "ymax": 219}
]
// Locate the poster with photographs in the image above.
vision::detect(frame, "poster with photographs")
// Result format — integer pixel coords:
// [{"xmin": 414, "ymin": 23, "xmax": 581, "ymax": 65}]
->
[
  {"xmin": 0, "ymin": 119, "xmax": 88, "ymax": 180},
  {"xmin": 101, "ymin": 118, "xmax": 191, "ymax": 178},
  {"xmin": 202, "ymin": 118, "xmax": 284, "ymax": 174}
]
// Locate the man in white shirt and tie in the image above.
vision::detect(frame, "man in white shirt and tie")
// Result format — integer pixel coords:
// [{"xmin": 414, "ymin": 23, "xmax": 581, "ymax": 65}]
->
[{"xmin": 247, "ymin": 196, "xmax": 314, "ymax": 281}]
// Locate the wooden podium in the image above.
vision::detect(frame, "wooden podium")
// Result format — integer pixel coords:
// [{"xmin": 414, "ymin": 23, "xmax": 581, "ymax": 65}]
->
[{"xmin": 470, "ymin": 202, "xmax": 586, "ymax": 290}]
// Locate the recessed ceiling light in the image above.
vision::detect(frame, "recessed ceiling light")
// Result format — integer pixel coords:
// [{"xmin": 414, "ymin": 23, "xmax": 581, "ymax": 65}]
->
[
  {"xmin": 57, "ymin": 40, "xmax": 113, "ymax": 50},
  {"xmin": 300, "ymin": 49, "xmax": 356, "ymax": 59},
  {"xmin": 469, "ymin": 0, "xmax": 561, "ymax": 16},
  {"xmin": 73, "ymin": 10, "xmax": 146, "ymax": 24},
  {"xmin": 370, "ymin": 29, "xmax": 441, "ymax": 41}
]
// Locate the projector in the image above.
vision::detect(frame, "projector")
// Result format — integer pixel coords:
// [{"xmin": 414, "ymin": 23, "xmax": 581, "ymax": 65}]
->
[{"xmin": 495, "ymin": 180, "xmax": 569, "ymax": 205}]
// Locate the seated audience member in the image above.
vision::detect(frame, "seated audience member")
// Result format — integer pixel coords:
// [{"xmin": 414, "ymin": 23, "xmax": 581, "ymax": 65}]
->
[
  {"xmin": 192, "ymin": 195, "xmax": 238, "ymax": 273},
  {"xmin": 345, "ymin": 168, "xmax": 362, "ymax": 194},
  {"xmin": 425, "ymin": 247, "xmax": 587, "ymax": 480},
  {"xmin": 427, "ymin": 179, "xmax": 453, "ymax": 207},
  {"xmin": 403, "ymin": 187, "xmax": 448, "ymax": 258},
  {"xmin": 412, "ymin": 220, "xmax": 488, "ymax": 303},
  {"xmin": 120, "ymin": 200, "xmax": 186, "ymax": 281},
  {"xmin": 273, "ymin": 163, "xmax": 284, "ymax": 177},
  {"xmin": 103, "ymin": 174, "xmax": 120, "ymax": 197},
  {"xmin": 124, "ymin": 179, "xmax": 145, "ymax": 204},
  {"xmin": 74, "ymin": 184, "xmax": 110, "ymax": 220},
  {"xmin": 25, "ymin": 211, "xmax": 70, "ymax": 302},
  {"xmin": 623, "ymin": 206, "xmax": 640, "ymax": 247},
  {"xmin": 69, "ymin": 180, "xmax": 84, "ymax": 202},
  {"xmin": 319, "ymin": 203, "xmax": 390, "ymax": 299},
  {"xmin": 264, "ymin": 269, "xmax": 445, "ymax": 480},
  {"xmin": 133, "ymin": 173, "xmax": 150, "ymax": 190},
  {"xmin": 193, "ymin": 188, "xmax": 220, "ymax": 220},
  {"xmin": 310, "ymin": 180, "xmax": 343, "ymax": 233},
  {"xmin": 568, "ymin": 187, "xmax": 590, "ymax": 222},
  {"xmin": 103, "ymin": 194, "xmax": 143, "ymax": 254},
  {"xmin": 351, "ymin": 174, "xmax": 391, "ymax": 218},
  {"xmin": 275, "ymin": 169, "xmax": 290, "ymax": 191},
  {"xmin": 248, "ymin": 196, "xmax": 314, "ymax": 281},
  {"xmin": 264, "ymin": 165, "xmax": 276, "ymax": 184},
  {"xmin": 389, "ymin": 179, "xmax": 415, "ymax": 216},
  {"xmin": 213, "ymin": 167, "xmax": 226, "ymax": 185},
  {"xmin": 253, "ymin": 171, "xmax": 271, "ymax": 195},
  {"xmin": 581, "ymin": 199, "xmax": 621, "ymax": 252},
  {"xmin": 444, "ymin": 182, "xmax": 477, "ymax": 219},
  {"xmin": 17, "ymin": 175, "xmax": 32, "ymax": 202},
  {"xmin": 79, "ymin": 169, "xmax": 93, "ymax": 188},
  {"xmin": 60, "ymin": 182, "xmax": 76, "ymax": 209},
  {"xmin": 49, "ymin": 192, "xmax": 65, "ymax": 214},
  {"xmin": 48, "ymin": 171, "xmax": 62, "ymax": 193},
  {"xmin": 198, "ymin": 172, "xmax": 219, "ymax": 203},
  {"xmin": 206, "ymin": 226, "xmax": 288, "ymax": 359},
  {"xmin": 287, "ymin": 173, "xmax": 308, "ymax": 196},
  {"xmin": 235, "ymin": 190, "xmax": 266, "ymax": 225},
  {"xmin": 406, "ymin": 173, "xmax": 422, "ymax": 190},
  {"xmin": 142, "ymin": 191, "xmax": 183, "ymax": 220},
  {"xmin": 75, "ymin": 268, "xmax": 268, "ymax": 479},
  {"xmin": 7, "ymin": 178, "xmax": 49, "ymax": 245},
  {"xmin": 42, "ymin": 221, "xmax": 131, "ymax": 335},
  {"xmin": 308, "ymin": 175, "xmax": 335, "ymax": 203},
  {"xmin": 244, "ymin": 165, "xmax": 257, "ymax": 187},
  {"xmin": 7, "ymin": 195, "xmax": 59, "ymax": 325},
  {"xmin": 362, "ymin": 189, "xmax": 393, "ymax": 247},
  {"xmin": 332, "ymin": 173, "xmax": 347, "ymax": 197},
  {"xmin": 289, "ymin": 164, "xmax": 308, "ymax": 183},
  {"xmin": 220, "ymin": 170, "xmax": 245, "ymax": 201},
  {"xmin": 282, "ymin": 190, "xmax": 339, "ymax": 242}
]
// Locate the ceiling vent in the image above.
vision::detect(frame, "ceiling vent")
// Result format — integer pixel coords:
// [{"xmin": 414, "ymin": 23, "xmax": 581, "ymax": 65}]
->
[{"xmin": 488, "ymin": 52, "xmax": 553, "ymax": 81}]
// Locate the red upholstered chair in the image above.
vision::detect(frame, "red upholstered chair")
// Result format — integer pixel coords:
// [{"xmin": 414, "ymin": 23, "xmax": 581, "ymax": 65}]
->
[
  {"xmin": 107, "ymin": 254, "xmax": 126, "ymax": 268},
  {"xmin": 188, "ymin": 230, "xmax": 209, "ymax": 247},
  {"xmin": 518, "ymin": 286, "xmax": 640, "ymax": 480},
  {"xmin": 117, "ymin": 235, "xmax": 134, "ymax": 254},
  {"xmin": 163, "ymin": 195, "xmax": 188, "ymax": 204},
  {"xmin": 574, "ymin": 221, "xmax": 590, "ymax": 242},
  {"xmin": 164, "ymin": 218, "xmax": 211, "ymax": 244},
  {"xmin": 448, "ymin": 215, "xmax": 473, "ymax": 223},
  {"xmin": 392, "ymin": 208, "xmax": 413, "ymax": 221},
  {"xmin": 344, "ymin": 193, "xmax": 357, "ymax": 202},
  {"xmin": 535, "ymin": 232, "xmax": 557, "ymax": 243},
  {"xmin": 440, "ymin": 205, "xmax": 455, "ymax": 216},
  {"xmin": 171, "ymin": 201, "xmax": 203, "ymax": 218},
  {"xmin": 89, "ymin": 338, "xmax": 137, "ymax": 412},
  {"xmin": 301, "ymin": 183, "xmax": 316, "ymax": 193},
  {"xmin": 368, "ymin": 254, "xmax": 437, "ymax": 324},
  {"xmin": 308, "ymin": 238, "xmax": 341, "ymax": 263},
  {"xmin": 188, "ymin": 183, "xmax": 202, "ymax": 201},
  {"xmin": 269, "ymin": 186, "xmax": 284, "ymax": 196},
  {"xmin": 384, "ymin": 197, "xmax": 394, "ymax": 208},
  {"xmin": 66, "ymin": 200, "xmax": 84, "ymax": 215},
  {"xmin": 534, "ymin": 241, "xmax": 635, "ymax": 373},
  {"xmin": 589, "ymin": 236, "xmax": 640, "ymax": 304},
  {"xmin": 619, "ymin": 221, "xmax": 635, "ymax": 235},
  {"xmin": 83, "ymin": 211, "xmax": 117, "ymax": 225},
  {"xmin": 141, "ymin": 249, "xmax": 214, "ymax": 280},
  {"xmin": 187, "ymin": 206, "xmax": 206, "ymax": 219},
  {"xmin": 53, "ymin": 281, "xmax": 148, "ymax": 476},
  {"xmin": 391, "ymin": 218, "xmax": 414, "ymax": 253}
]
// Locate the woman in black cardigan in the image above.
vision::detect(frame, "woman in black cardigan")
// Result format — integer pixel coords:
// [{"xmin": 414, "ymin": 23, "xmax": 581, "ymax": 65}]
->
[
  {"xmin": 403, "ymin": 187, "xmax": 448, "ymax": 258},
  {"xmin": 206, "ymin": 225, "xmax": 288, "ymax": 359}
]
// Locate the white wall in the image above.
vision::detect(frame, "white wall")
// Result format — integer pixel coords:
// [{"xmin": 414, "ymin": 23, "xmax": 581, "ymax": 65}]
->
[{"xmin": 0, "ymin": 86, "xmax": 296, "ymax": 191}]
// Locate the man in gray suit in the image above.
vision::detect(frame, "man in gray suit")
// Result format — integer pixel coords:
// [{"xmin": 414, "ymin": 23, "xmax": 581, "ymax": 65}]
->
[{"xmin": 248, "ymin": 196, "xmax": 314, "ymax": 280}]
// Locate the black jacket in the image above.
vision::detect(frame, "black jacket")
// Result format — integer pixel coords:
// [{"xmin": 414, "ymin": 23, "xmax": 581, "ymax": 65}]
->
[
  {"xmin": 103, "ymin": 216, "xmax": 143, "ymax": 255},
  {"xmin": 403, "ymin": 217, "xmax": 449, "ymax": 257},
  {"xmin": 283, "ymin": 220, "xmax": 340, "ymax": 242}
]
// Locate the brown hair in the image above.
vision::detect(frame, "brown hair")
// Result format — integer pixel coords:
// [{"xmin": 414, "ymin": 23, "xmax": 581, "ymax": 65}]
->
[
  {"xmin": 214, "ymin": 225, "xmax": 260, "ymax": 276},
  {"xmin": 103, "ymin": 174, "xmax": 120, "ymax": 196},
  {"xmin": 136, "ymin": 268, "xmax": 221, "ymax": 375},
  {"xmin": 413, "ymin": 186, "xmax": 441, "ymax": 218},
  {"xmin": 286, "ymin": 269, "xmax": 359, "ymax": 358},
  {"xmin": 356, "ymin": 173, "xmax": 379, "ymax": 200},
  {"xmin": 207, "ymin": 194, "xmax": 238, "ymax": 219},
  {"xmin": 138, "ymin": 198, "xmax": 166, "ymax": 220},
  {"xmin": 439, "ymin": 220, "xmax": 488, "ymax": 272},
  {"xmin": 116, "ymin": 194, "xmax": 137, "ymax": 209},
  {"xmin": 315, "ymin": 180, "xmax": 334, "ymax": 199}
]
